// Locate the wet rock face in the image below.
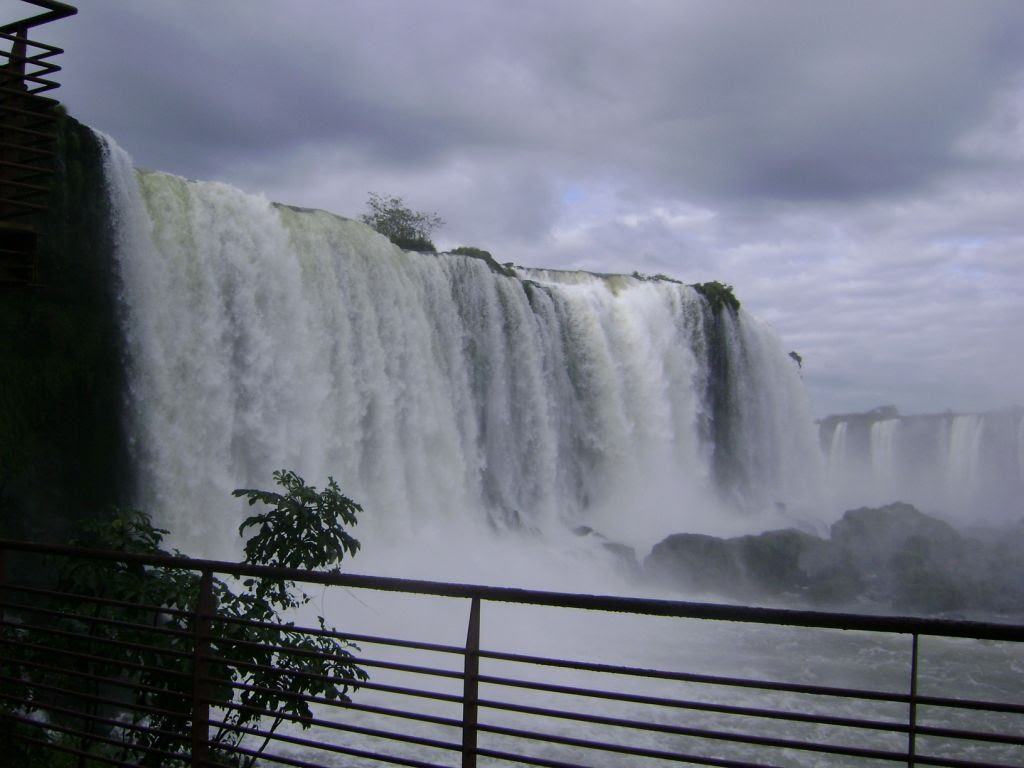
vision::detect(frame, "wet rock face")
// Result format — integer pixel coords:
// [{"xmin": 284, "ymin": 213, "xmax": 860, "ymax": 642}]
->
[
  {"xmin": 828, "ymin": 503, "xmax": 971, "ymax": 613},
  {"xmin": 644, "ymin": 503, "xmax": 1024, "ymax": 617},
  {"xmin": 829, "ymin": 502, "xmax": 963, "ymax": 572},
  {"xmin": 644, "ymin": 528, "xmax": 825, "ymax": 601}
]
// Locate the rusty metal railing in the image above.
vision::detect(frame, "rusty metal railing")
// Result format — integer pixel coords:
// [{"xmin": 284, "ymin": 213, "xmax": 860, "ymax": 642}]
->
[
  {"xmin": 1, "ymin": 1, "xmax": 76, "ymax": 285},
  {"xmin": 2, "ymin": 539, "xmax": 1023, "ymax": 767}
]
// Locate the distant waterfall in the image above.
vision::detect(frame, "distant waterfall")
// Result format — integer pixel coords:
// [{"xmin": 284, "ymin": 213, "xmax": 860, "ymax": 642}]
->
[
  {"xmin": 945, "ymin": 415, "xmax": 984, "ymax": 506},
  {"xmin": 869, "ymin": 418, "xmax": 899, "ymax": 484},
  {"xmin": 822, "ymin": 409, "xmax": 1024, "ymax": 523},
  {"xmin": 101, "ymin": 138, "xmax": 825, "ymax": 571}
]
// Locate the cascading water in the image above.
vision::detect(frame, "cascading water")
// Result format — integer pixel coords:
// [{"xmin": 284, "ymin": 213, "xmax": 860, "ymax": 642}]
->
[
  {"xmin": 822, "ymin": 408, "xmax": 1024, "ymax": 524},
  {"xmin": 101, "ymin": 137, "xmax": 825, "ymax": 581},
  {"xmin": 945, "ymin": 414, "xmax": 984, "ymax": 506},
  {"xmin": 94, "ymin": 133, "xmax": 1022, "ymax": 768}
]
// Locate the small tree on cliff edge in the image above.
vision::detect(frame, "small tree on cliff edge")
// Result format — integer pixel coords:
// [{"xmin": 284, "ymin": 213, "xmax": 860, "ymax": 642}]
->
[{"xmin": 361, "ymin": 192, "xmax": 444, "ymax": 252}]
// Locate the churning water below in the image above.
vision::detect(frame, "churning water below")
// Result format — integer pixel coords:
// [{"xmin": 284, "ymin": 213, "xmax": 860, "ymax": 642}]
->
[{"xmin": 257, "ymin": 585, "xmax": 1024, "ymax": 767}]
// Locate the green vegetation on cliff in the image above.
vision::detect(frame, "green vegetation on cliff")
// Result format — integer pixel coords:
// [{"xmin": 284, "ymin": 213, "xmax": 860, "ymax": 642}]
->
[
  {"xmin": 692, "ymin": 280, "xmax": 741, "ymax": 314},
  {"xmin": 360, "ymin": 192, "xmax": 443, "ymax": 252}
]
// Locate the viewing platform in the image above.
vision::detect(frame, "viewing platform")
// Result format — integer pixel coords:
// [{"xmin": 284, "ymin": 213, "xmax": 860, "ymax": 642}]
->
[{"xmin": 0, "ymin": 1, "xmax": 76, "ymax": 288}]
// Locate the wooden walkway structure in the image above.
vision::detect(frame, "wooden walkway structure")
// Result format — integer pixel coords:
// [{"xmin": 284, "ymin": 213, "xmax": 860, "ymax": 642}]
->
[{"xmin": 0, "ymin": 0, "xmax": 76, "ymax": 288}]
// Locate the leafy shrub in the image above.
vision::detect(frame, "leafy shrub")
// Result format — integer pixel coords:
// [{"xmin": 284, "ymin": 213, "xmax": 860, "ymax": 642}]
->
[
  {"xmin": 1, "ymin": 470, "xmax": 366, "ymax": 767},
  {"xmin": 360, "ymin": 192, "xmax": 443, "ymax": 252},
  {"xmin": 693, "ymin": 281, "xmax": 741, "ymax": 314}
]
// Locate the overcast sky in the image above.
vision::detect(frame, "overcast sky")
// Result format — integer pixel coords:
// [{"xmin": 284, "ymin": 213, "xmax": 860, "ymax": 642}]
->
[{"xmin": 21, "ymin": 0, "xmax": 1024, "ymax": 417}]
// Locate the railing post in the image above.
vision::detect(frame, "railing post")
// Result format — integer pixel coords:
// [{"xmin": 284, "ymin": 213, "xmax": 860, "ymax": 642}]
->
[
  {"xmin": 191, "ymin": 569, "xmax": 215, "ymax": 768},
  {"xmin": 907, "ymin": 632, "xmax": 919, "ymax": 767},
  {"xmin": 462, "ymin": 597, "xmax": 480, "ymax": 768}
]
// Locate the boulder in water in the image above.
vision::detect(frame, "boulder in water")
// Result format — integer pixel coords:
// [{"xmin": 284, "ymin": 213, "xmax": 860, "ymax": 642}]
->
[{"xmin": 645, "ymin": 502, "xmax": 1024, "ymax": 616}]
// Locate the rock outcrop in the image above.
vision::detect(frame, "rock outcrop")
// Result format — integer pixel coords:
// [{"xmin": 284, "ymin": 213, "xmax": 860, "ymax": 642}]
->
[{"xmin": 644, "ymin": 502, "xmax": 1024, "ymax": 616}]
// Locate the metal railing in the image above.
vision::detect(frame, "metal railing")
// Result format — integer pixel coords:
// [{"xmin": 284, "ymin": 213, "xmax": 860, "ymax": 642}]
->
[
  {"xmin": 1, "ymin": 539, "xmax": 1022, "ymax": 767},
  {"xmin": 1, "ymin": 1, "xmax": 76, "ymax": 284}
]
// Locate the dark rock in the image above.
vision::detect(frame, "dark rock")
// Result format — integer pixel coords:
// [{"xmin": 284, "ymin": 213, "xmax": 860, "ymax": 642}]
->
[
  {"xmin": 602, "ymin": 541, "xmax": 642, "ymax": 578},
  {"xmin": 830, "ymin": 502, "xmax": 963, "ymax": 573},
  {"xmin": 645, "ymin": 533, "xmax": 745, "ymax": 596},
  {"xmin": 644, "ymin": 503, "xmax": 1024, "ymax": 616},
  {"xmin": 733, "ymin": 528, "xmax": 823, "ymax": 595}
]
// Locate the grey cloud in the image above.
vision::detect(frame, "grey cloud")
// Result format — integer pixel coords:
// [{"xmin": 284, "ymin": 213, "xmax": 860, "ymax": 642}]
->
[
  {"xmin": 53, "ymin": 0, "xmax": 1024, "ymax": 205},
  {"xmin": 30, "ymin": 0, "xmax": 1024, "ymax": 416}
]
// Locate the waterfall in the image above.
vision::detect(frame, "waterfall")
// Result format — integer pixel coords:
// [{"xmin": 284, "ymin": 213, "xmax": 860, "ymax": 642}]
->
[
  {"xmin": 821, "ymin": 409, "xmax": 1024, "ymax": 524},
  {"xmin": 826, "ymin": 421, "xmax": 848, "ymax": 481},
  {"xmin": 101, "ymin": 138, "xmax": 825, "ymax": 577},
  {"xmin": 945, "ymin": 415, "xmax": 984, "ymax": 505},
  {"xmin": 869, "ymin": 418, "xmax": 900, "ymax": 504}
]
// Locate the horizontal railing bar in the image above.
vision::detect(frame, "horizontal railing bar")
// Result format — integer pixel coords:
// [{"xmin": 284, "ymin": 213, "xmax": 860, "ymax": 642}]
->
[
  {"xmin": 480, "ymin": 646, "xmax": 910, "ymax": 702},
  {"xmin": 0, "ymin": 85, "xmax": 59, "ymax": 105},
  {"xmin": 205, "ymin": 632, "xmax": 461, "ymax": 680},
  {"xmin": 477, "ymin": 690, "xmax": 910, "ymax": 736},
  {"xmin": 4, "ymin": 710, "xmax": 190, "ymax": 766},
  {"xmin": 0, "ymin": 103, "xmax": 60, "ymax": 123},
  {"xmin": 208, "ymin": 749, "xmax": 447, "ymax": 768},
  {"xmin": 193, "ymin": 654, "xmax": 366, "ymax": 696},
  {"xmin": 2, "ymin": 190, "xmax": 47, "ymax": 205},
  {"xmin": 0, "ymin": 671, "xmax": 150, "ymax": 711},
  {"xmin": 477, "ymin": 671, "xmax": 911, "ymax": 712},
  {"xmin": 0, "ymin": 141, "xmax": 55, "ymax": 157},
  {"xmin": 209, "ymin": 674, "xmax": 463, "ymax": 707},
  {"xmin": 0, "ymin": 122, "xmax": 57, "ymax": 139},
  {"xmin": 480, "ymin": 709, "xmax": 1022, "ymax": 768},
  {"xmin": 208, "ymin": 718, "xmax": 453, "ymax": 768},
  {"xmin": 198, "ymin": 634, "xmax": 460, "ymax": 686},
  {"xmin": 5, "ymin": 649, "xmax": 194, "ymax": 695},
  {"xmin": 3, "ymin": 580, "xmax": 198, "ymax": 618},
  {"xmin": 0, "ymin": 198, "xmax": 46, "ymax": 211},
  {"xmin": 325, "ymin": 629, "xmax": 466, "ymax": 655},
  {"xmin": 911, "ymin": 753, "xmax": 1024, "ymax": 768},
  {"xmin": 475, "ymin": 741, "xmax": 779, "ymax": 768},
  {"xmin": 0, "ymin": 1, "xmax": 77, "ymax": 34},
  {"xmin": 213, "ymin": 612, "xmax": 466, "ymax": 656},
  {"xmin": 4, "ymin": 539, "xmax": 1021, "ymax": 640},
  {"xmin": 2, "ymin": 58, "xmax": 61, "ymax": 80},
  {"xmin": 0, "ymin": 29, "xmax": 67, "ymax": 52},
  {"xmin": 201, "ymin": 676, "xmax": 464, "ymax": 730},
  {"xmin": 0, "ymin": 663, "xmax": 195, "ymax": 714},
  {"xmin": 0, "ymin": 158, "xmax": 51, "ymax": 175},
  {"xmin": 0, "ymin": 687, "xmax": 194, "ymax": 746},
  {"xmin": 201, "ymin": 628, "xmax": 365, "ymax": 660},
  {"xmin": 327, "ymin": 653, "xmax": 461, "ymax": 678},
  {"xmin": 472, "ymin": 747, "xmax": 598, "ymax": 768},
  {"xmin": 0, "ymin": 177, "xmax": 49, "ymax": 193},
  {"xmin": 7, "ymin": 731, "xmax": 151, "ymax": 768},
  {"xmin": 336, "ymin": 698, "xmax": 464, "ymax": 729},
  {"xmin": 1, "ymin": 597, "xmax": 195, "ymax": 638},
  {"xmin": 6, "ymin": 73, "xmax": 60, "ymax": 91},
  {"xmin": 0, "ymin": 621, "xmax": 195, "ymax": 663},
  {"xmin": 208, "ymin": 699, "xmax": 462, "ymax": 753},
  {"xmin": 477, "ymin": 716, "xmax": 911, "ymax": 764},
  {"xmin": 915, "ymin": 695, "xmax": 1024, "ymax": 716},
  {"xmin": 913, "ymin": 723, "xmax": 1024, "ymax": 746},
  {"xmin": 482, "ymin": 668, "xmax": 1024, "ymax": 717},
  {"xmin": 5, "ymin": 45, "xmax": 64, "ymax": 64}
]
